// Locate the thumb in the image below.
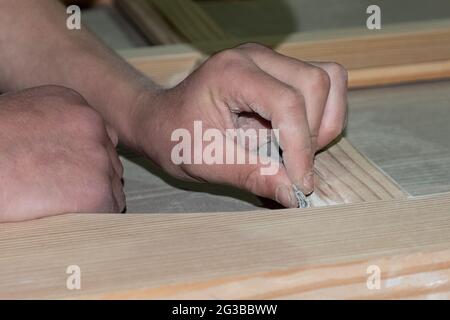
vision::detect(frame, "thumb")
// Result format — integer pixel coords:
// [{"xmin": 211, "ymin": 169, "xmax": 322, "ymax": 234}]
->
[{"xmin": 201, "ymin": 138, "xmax": 298, "ymax": 208}]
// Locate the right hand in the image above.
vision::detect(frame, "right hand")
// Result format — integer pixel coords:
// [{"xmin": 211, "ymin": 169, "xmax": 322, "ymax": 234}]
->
[
  {"xmin": 0, "ymin": 85, "xmax": 125, "ymax": 222},
  {"xmin": 130, "ymin": 44, "xmax": 348, "ymax": 208}
]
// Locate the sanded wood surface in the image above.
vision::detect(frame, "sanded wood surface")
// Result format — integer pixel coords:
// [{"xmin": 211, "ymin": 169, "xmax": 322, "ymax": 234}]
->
[
  {"xmin": 311, "ymin": 138, "xmax": 406, "ymax": 206},
  {"xmin": 346, "ymin": 80, "xmax": 450, "ymax": 197},
  {"xmin": 1, "ymin": 192, "xmax": 450, "ymax": 299},
  {"xmin": 147, "ymin": 0, "xmax": 230, "ymax": 42},
  {"xmin": 349, "ymin": 59, "xmax": 450, "ymax": 88},
  {"xmin": 121, "ymin": 19, "xmax": 450, "ymax": 88}
]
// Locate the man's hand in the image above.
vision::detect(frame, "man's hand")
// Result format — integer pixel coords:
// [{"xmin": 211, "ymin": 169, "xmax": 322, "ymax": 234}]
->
[
  {"xmin": 0, "ymin": 0, "xmax": 347, "ymax": 210},
  {"xmin": 0, "ymin": 86, "xmax": 125, "ymax": 222},
  {"xmin": 131, "ymin": 44, "xmax": 348, "ymax": 208}
]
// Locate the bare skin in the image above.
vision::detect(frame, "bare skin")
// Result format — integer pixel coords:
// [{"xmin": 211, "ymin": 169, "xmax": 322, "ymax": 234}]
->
[
  {"xmin": 0, "ymin": 86, "xmax": 124, "ymax": 222},
  {"xmin": 0, "ymin": 0, "xmax": 347, "ymax": 221}
]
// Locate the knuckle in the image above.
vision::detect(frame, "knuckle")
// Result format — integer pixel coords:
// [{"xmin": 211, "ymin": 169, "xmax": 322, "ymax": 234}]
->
[
  {"xmin": 212, "ymin": 48, "xmax": 244, "ymax": 64},
  {"xmin": 281, "ymin": 88, "xmax": 305, "ymax": 110},
  {"xmin": 26, "ymin": 86, "xmax": 106, "ymax": 136},
  {"xmin": 74, "ymin": 105, "xmax": 103, "ymax": 124},
  {"xmin": 71, "ymin": 107, "xmax": 106, "ymax": 138},
  {"xmin": 237, "ymin": 42, "xmax": 267, "ymax": 52},
  {"xmin": 207, "ymin": 49, "xmax": 252, "ymax": 83},
  {"xmin": 308, "ymin": 67, "xmax": 331, "ymax": 91},
  {"xmin": 325, "ymin": 62, "xmax": 348, "ymax": 82},
  {"xmin": 323, "ymin": 122, "xmax": 345, "ymax": 140}
]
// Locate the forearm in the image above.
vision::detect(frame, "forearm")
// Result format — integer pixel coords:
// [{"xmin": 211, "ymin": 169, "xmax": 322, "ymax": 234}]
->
[{"xmin": 0, "ymin": 0, "xmax": 158, "ymax": 147}]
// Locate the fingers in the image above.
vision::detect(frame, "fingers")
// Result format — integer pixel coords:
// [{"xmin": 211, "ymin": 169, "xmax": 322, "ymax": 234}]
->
[
  {"xmin": 221, "ymin": 62, "xmax": 315, "ymax": 194},
  {"xmin": 105, "ymin": 123, "xmax": 119, "ymax": 147},
  {"xmin": 237, "ymin": 44, "xmax": 331, "ymax": 152},
  {"xmin": 310, "ymin": 62, "xmax": 348, "ymax": 150},
  {"xmin": 236, "ymin": 44, "xmax": 348, "ymax": 151},
  {"xmin": 192, "ymin": 138, "xmax": 298, "ymax": 208},
  {"xmin": 229, "ymin": 44, "xmax": 348, "ymax": 194}
]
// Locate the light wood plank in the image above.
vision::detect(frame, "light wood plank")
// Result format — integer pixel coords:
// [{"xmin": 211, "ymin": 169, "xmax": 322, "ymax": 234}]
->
[
  {"xmin": 120, "ymin": 19, "xmax": 450, "ymax": 88},
  {"xmin": 84, "ymin": 249, "xmax": 450, "ymax": 300},
  {"xmin": 1, "ymin": 192, "xmax": 450, "ymax": 299},
  {"xmin": 346, "ymin": 80, "xmax": 450, "ymax": 197},
  {"xmin": 312, "ymin": 139, "xmax": 406, "ymax": 206},
  {"xmin": 115, "ymin": 0, "xmax": 184, "ymax": 44},
  {"xmin": 149, "ymin": 0, "xmax": 230, "ymax": 42},
  {"xmin": 349, "ymin": 60, "xmax": 450, "ymax": 88}
]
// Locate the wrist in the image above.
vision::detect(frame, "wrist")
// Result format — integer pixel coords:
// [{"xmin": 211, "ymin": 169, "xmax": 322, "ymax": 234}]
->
[
  {"xmin": 127, "ymin": 86, "xmax": 167, "ymax": 160},
  {"xmin": 131, "ymin": 86, "xmax": 186, "ymax": 172},
  {"xmin": 105, "ymin": 79, "xmax": 161, "ymax": 151}
]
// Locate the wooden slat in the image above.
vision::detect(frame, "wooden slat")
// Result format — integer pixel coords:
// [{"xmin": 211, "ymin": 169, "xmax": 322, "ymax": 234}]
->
[
  {"xmin": 84, "ymin": 249, "xmax": 450, "ymax": 299},
  {"xmin": 1, "ymin": 192, "xmax": 450, "ymax": 299},
  {"xmin": 115, "ymin": 0, "xmax": 184, "ymax": 44},
  {"xmin": 150, "ymin": 0, "xmax": 230, "ymax": 42},
  {"xmin": 116, "ymin": 0, "xmax": 230, "ymax": 44},
  {"xmin": 274, "ymin": 21, "xmax": 450, "ymax": 69},
  {"xmin": 312, "ymin": 139, "xmax": 406, "ymax": 206},
  {"xmin": 123, "ymin": 45, "xmax": 201, "ymax": 86},
  {"xmin": 121, "ymin": 19, "xmax": 450, "ymax": 88}
]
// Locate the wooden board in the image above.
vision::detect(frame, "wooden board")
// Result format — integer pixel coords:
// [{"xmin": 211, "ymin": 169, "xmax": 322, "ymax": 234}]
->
[
  {"xmin": 120, "ymin": 19, "xmax": 450, "ymax": 88},
  {"xmin": 2, "ymin": 192, "xmax": 450, "ymax": 299},
  {"xmin": 311, "ymin": 138, "xmax": 406, "ymax": 206},
  {"xmin": 86, "ymin": 249, "xmax": 450, "ymax": 299},
  {"xmin": 346, "ymin": 80, "xmax": 450, "ymax": 197},
  {"xmin": 0, "ymin": 136, "xmax": 411, "ymax": 299}
]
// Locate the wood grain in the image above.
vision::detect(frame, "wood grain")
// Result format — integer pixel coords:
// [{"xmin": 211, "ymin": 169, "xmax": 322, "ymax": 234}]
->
[
  {"xmin": 311, "ymin": 138, "xmax": 406, "ymax": 206},
  {"xmin": 120, "ymin": 19, "xmax": 450, "ymax": 88},
  {"xmin": 149, "ymin": 0, "xmax": 230, "ymax": 42},
  {"xmin": 346, "ymin": 80, "xmax": 450, "ymax": 197},
  {"xmin": 2, "ymin": 192, "xmax": 450, "ymax": 299},
  {"xmin": 116, "ymin": 0, "xmax": 230, "ymax": 44},
  {"xmin": 115, "ymin": 0, "xmax": 184, "ymax": 44},
  {"xmin": 83, "ymin": 249, "xmax": 450, "ymax": 300}
]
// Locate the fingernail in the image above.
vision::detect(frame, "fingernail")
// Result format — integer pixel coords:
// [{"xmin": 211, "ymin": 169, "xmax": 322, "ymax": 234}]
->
[
  {"xmin": 301, "ymin": 171, "xmax": 315, "ymax": 195},
  {"xmin": 275, "ymin": 185, "xmax": 296, "ymax": 208}
]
